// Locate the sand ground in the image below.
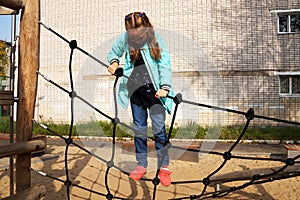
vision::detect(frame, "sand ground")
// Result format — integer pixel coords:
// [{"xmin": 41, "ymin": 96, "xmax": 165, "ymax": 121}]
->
[{"xmin": 0, "ymin": 138, "xmax": 300, "ymax": 200}]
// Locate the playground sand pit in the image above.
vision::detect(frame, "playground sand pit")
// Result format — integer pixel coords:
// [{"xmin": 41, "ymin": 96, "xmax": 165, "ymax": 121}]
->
[{"xmin": 0, "ymin": 138, "xmax": 300, "ymax": 199}]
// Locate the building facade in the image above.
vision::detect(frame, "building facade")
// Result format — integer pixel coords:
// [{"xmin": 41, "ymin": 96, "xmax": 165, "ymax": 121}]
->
[{"xmin": 37, "ymin": 0, "xmax": 300, "ymax": 128}]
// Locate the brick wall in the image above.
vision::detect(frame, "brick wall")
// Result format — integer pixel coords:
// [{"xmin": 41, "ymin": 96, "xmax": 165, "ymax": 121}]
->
[{"xmin": 37, "ymin": 0, "xmax": 300, "ymax": 128}]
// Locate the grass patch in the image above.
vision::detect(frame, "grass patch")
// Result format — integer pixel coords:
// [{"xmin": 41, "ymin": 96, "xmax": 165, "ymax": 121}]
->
[{"xmin": 0, "ymin": 117, "xmax": 299, "ymax": 140}]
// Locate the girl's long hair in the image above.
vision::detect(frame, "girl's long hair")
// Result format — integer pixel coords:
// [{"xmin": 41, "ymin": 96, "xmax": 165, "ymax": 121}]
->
[{"xmin": 125, "ymin": 12, "xmax": 161, "ymax": 63}]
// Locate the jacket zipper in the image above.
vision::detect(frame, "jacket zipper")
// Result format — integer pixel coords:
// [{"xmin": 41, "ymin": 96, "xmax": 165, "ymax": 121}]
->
[
  {"xmin": 141, "ymin": 49, "xmax": 170, "ymax": 113},
  {"xmin": 140, "ymin": 49, "xmax": 157, "ymax": 90}
]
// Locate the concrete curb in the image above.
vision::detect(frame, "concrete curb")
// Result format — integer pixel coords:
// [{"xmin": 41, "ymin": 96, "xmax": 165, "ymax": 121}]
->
[
  {"xmin": 45, "ymin": 135, "xmax": 300, "ymax": 144},
  {"xmin": 1, "ymin": 134, "xmax": 299, "ymax": 144}
]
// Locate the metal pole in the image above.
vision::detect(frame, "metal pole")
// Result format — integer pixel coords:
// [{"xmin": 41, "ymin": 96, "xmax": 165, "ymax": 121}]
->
[{"xmin": 9, "ymin": 12, "xmax": 17, "ymax": 196}]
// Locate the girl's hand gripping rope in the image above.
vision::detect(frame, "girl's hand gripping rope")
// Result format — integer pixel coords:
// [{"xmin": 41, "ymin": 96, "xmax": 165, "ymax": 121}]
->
[
  {"xmin": 155, "ymin": 89, "xmax": 169, "ymax": 98},
  {"xmin": 108, "ymin": 62, "xmax": 119, "ymax": 75}
]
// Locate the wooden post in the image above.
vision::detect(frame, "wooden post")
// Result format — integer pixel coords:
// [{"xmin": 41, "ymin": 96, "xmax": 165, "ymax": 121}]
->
[
  {"xmin": 0, "ymin": 0, "xmax": 23, "ymax": 10},
  {"xmin": 2, "ymin": 184, "xmax": 46, "ymax": 200},
  {"xmin": 16, "ymin": 0, "xmax": 40, "ymax": 192},
  {"xmin": 0, "ymin": 140, "xmax": 46, "ymax": 159},
  {"xmin": 0, "ymin": 91, "xmax": 14, "ymax": 105}
]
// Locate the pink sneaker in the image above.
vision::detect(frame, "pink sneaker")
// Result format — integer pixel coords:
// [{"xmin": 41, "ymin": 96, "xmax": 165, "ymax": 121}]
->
[
  {"xmin": 129, "ymin": 166, "xmax": 147, "ymax": 181},
  {"xmin": 159, "ymin": 166, "xmax": 172, "ymax": 186}
]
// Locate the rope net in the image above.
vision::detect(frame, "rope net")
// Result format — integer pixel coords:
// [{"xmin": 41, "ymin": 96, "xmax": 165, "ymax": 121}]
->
[
  {"xmin": 38, "ymin": 0, "xmax": 300, "ymax": 126},
  {"xmin": 29, "ymin": 23, "xmax": 300, "ymax": 200}
]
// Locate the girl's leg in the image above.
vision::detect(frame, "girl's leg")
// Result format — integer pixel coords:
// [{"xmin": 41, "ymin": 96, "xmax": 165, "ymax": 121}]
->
[
  {"xmin": 131, "ymin": 102, "xmax": 148, "ymax": 168},
  {"xmin": 149, "ymin": 104, "xmax": 169, "ymax": 168}
]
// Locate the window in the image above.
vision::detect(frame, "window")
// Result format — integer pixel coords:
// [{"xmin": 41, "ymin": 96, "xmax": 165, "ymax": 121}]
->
[
  {"xmin": 279, "ymin": 75, "xmax": 300, "ymax": 96},
  {"xmin": 270, "ymin": 9, "xmax": 300, "ymax": 34},
  {"xmin": 278, "ymin": 14, "xmax": 300, "ymax": 33}
]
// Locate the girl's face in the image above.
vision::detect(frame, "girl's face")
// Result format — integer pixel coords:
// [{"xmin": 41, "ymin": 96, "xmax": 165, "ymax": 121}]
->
[{"xmin": 127, "ymin": 26, "xmax": 148, "ymax": 47}]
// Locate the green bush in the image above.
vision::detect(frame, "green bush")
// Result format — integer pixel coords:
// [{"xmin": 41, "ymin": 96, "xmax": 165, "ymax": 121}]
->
[
  {"xmin": 32, "ymin": 121, "xmax": 77, "ymax": 136},
  {"xmin": 0, "ymin": 116, "xmax": 12, "ymax": 133}
]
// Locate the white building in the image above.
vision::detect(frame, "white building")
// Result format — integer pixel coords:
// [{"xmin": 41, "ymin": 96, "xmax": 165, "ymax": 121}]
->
[{"xmin": 36, "ymin": 0, "xmax": 300, "ymax": 130}]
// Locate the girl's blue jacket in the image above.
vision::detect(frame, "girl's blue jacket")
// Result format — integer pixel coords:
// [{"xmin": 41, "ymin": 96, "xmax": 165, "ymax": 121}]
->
[{"xmin": 107, "ymin": 32, "xmax": 174, "ymax": 114}]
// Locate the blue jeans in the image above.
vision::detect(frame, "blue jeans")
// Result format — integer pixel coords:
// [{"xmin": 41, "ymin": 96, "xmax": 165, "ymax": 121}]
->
[{"xmin": 131, "ymin": 102, "xmax": 169, "ymax": 168}]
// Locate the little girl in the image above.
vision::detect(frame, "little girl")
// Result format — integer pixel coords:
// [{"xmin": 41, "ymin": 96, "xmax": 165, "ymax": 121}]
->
[{"xmin": 107, "ymin": 12, "xmax": 174, "ymax": 186}]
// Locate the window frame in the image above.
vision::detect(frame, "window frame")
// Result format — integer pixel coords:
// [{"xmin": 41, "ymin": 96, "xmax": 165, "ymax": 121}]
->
[
  {"xmin": 270, "ymin": 9, "xmax": 300, "ymax": 34},
  {"xmin": 274, "ymin": 72, "xmax": 300, "ymax": 97}
]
